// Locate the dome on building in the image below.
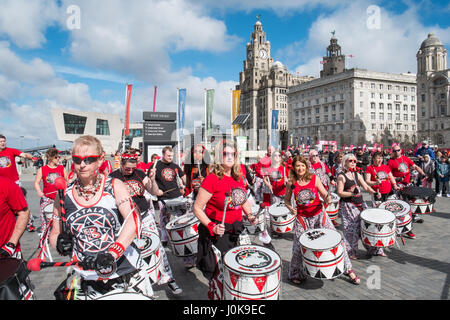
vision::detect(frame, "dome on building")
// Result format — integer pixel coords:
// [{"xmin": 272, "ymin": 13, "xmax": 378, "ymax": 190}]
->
[
  {"xmin": 420, "ymin": 33, "xmax": 443, "ymax": 49},
  {"xmin": 255, "ymin": 21, "xmax": 262, "ymax": 26},
  {"xmin": 271, "ymin": 61, "xmax": 284, "ymax": 69}
]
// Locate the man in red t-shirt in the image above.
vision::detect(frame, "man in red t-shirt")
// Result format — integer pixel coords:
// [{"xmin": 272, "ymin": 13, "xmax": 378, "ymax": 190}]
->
[
  {"xmin": 0, "ymin": 134, "xmax": 33, "ymax": 184},
  {"xmin": 387, "ymin": 147, "xmax": 425, "ymax": 187},
  {"xmin": 0, "ymin": 176, "xmax": 30, "ymax": 259}
]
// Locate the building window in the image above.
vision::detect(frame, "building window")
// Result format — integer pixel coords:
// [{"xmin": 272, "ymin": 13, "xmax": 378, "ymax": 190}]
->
[
  {"xmin": 379, "ymin": 113, "xmax": 384, "ymax": 120},
  {"xmin": 372, "ymin": 123, "xmax": 376, "ymax": 129},
  {"xmin": 388, "ymin": 113, "xmax": 392, "ymax": 120},
  {"xmin": 421, "ymin": 94, "xmax": 425, "ymax": 102},
  {"xmin": 371, "ymin": 112, "xmax": 376, "ymax": 120},
  {"xmin": 380, "ymin": 124, "xmax": 384, "ymax": 130},
  {"xmin": 371, "ymin": 103, "xmax": 376, "ymax": 109},
  {"xmin": 379, "ymin": 103, "xmax": 384, "ymax": 110},
  {"xmin": 63, "ymin": 113, "xmax": 87, "ymax": 134},
  {"xmin": 96, "ymin": 119, "xmax": 110, "ymax": 136}
]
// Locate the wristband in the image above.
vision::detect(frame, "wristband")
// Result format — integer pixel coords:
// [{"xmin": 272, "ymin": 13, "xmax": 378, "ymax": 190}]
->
[
  {"xmin": 1, "ymin": 242, "xmax": 16, "ymax": 256},
  {"xmin": 108, "ymin": 242, "xmax": 125, "ymax": 260},
  {"xmin": 207, "ymin": 222, "xmax": 217, "ymax": 237}
]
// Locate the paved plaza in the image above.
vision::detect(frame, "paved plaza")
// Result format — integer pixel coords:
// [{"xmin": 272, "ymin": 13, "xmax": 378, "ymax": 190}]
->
[{"xmin": 17, "ymin": 173, "xmax": 450, "ymax": 301}]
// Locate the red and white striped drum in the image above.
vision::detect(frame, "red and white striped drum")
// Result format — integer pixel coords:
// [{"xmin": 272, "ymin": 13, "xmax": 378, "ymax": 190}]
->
[
  {"xmin": 268, "ymin": 203, "xmax": 295, "ymax": 233},
  {"xmin": 223, "ymin": 245, "xmax": 281, "ymax": 300},
  {"xmin": 242, "ymin": 204, "xmax": 265, "ymax": 235},
  {"xmin": 139, "ymin": 231, "xmax": 164, "ymax": 285},
  {"xmin": 378, "ymin": 200, "xmax": 412, "ymax": 235},
  {"xmin": 324, "ymin": 193, "xmax": 340, "ymax": 220},
  {"xmin": 299, "ymin": 228, "xmax": 345, "ymax": 279},
  {"xmin": 166, "ymin": 212, "xmax": 199, "ymax": 257},
  {"xmin": 360, "ymin": 209, "xmax": 396, "ymax": 248}
]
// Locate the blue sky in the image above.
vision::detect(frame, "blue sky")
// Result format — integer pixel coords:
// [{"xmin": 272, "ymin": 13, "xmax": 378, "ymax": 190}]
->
[{"xmin": 0, "ymin": 0, "xmax": 449, "ymax": 150}]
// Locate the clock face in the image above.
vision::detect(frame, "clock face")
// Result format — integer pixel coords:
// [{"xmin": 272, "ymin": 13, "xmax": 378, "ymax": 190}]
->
[
  {"xmin": 247, "ymin": 51, "xmax": 253, "ymax": 59},
  {"xmin": 259, "ymin": 49, "xmax": 267, "ymax": 59}
]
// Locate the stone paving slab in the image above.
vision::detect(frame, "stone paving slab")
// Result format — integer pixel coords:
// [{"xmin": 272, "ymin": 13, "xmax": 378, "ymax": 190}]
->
[{"xmin": 16, "ymin": 173, "xmax": 450, "ymax": 300}]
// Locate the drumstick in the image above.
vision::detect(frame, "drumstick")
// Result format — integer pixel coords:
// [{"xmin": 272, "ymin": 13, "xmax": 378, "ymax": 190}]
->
[
  {"xmin": 54, "ymin": 177, "xmax": 67, "ymax": 233},
  {"xmin": 220, "ymin": 191, "xmax": 231, "ymax": 237},
  {"xmin": 162, "ymin": 188, "xmax": 178, "ymax": 194},
  {"xmin": 27, "ymin": 258, "xmax": 79, "ymax": 272}
]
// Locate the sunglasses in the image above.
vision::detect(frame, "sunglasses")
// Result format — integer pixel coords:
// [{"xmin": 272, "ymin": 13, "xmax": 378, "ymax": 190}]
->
[
  {"xmin": 393, "ymin": 149, "xmax": 401, "ymax": 152},
  {"xmin": 347, "ymin": 159, "xmax": 357, "ymax": 163},
  {"xmin": 223, "ymin": 152, "xmax": 235, "ymax": 158},
  {"xmin": 72, "ymin": 155, "xmax": 101, "ymax": 165},
  {"xmin": 310, "ymin": 154, "xmax": 319, "ymax": 157}
]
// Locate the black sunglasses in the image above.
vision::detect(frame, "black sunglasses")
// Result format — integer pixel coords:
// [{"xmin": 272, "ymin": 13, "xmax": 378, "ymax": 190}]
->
[
  {"xmin": 72, "ymin": 155, "xmax": 101, "ymax": 165},
  {"xmin": 393, "ymin": 149, "xmax": 401, "ymax": 152}
]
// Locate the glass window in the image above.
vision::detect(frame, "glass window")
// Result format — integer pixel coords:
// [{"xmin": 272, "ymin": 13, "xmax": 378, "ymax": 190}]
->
[
  {"xmin": 96, "ymin": 119, "xmax": 110, "ymax": 136},
  {"xmin": 63, "ymin": 113, "xmax": 87, "ymax": 134}
]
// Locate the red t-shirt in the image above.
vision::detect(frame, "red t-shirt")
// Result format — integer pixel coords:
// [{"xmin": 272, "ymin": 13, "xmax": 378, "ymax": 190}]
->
[
  {"xmin": 200, "ymin": 173, "xmax": 246, "ymax": 225},
  {"xmin": 42, "ymin": 165, "xmax": 65, "ymax": 199},
  {"xmin": 292, "ymin": 175, "xmax": 322, "ymax": 218},
  {"xmin": 266, "ymin": 166, "xmax": 287, "ymax": 197},
  {"xmin": 0, "ymin": 148, "xmax": 22, "ymax": 183},
  {"xmin": 0, "ymin": 177, "xmax": 28, "ymax": 250},
  {"xmin": 388, "ymin": 156, "xmax": 415, "ymax": 185},
  {"xmin": 137, "ymin": 162, "xmax": 151, "ymax": 173},
  {"xmin": 365, "ymin": 164, "xmax": 392, "ymax": 194}
]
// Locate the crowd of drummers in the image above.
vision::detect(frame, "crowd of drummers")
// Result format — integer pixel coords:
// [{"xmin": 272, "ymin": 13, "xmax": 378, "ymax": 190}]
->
[{"xmin": 0, "ymin": 132, "xmax": 445, "ymax": 300}]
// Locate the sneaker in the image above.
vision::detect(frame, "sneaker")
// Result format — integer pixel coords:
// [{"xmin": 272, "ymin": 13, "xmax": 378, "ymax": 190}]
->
[
  {"xmin": 446, "ymin": 194, "xmax": 450, "ymax": 198},
  {"xmin": 437, "ymin": 192, "xmax": 442, "ymax": 197},
  {"xmin": 404, "ymin": 231, "xmax": 416, "ymax": 239},
  {"xmin": 413, "ymin": 216, "xmax": 424, "ymax": 223},
  {"xmin": 167, "ymin": 280, "xmax": 182, "ymax": 295}
]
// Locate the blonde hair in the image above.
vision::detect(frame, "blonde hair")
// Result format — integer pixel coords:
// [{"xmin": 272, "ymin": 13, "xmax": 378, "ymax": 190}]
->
[
  {"xmin": 212, "ymin": 139, "xmax": 241, "ymax": 181},
  {"xmin": 72, "ymin": 135, "xmax": 103, "ymax": 155},
  {"xmin": 341, "ymin": 153, "xmax": 357, "ymax": 169}
]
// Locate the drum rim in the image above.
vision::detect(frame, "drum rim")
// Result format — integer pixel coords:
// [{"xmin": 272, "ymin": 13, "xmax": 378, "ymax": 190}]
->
[
  {"xmin": 166, "ymin": 214, "xmax": 199, "ymax": 230},
  {"xmin": 223, "ymin": 245, "xmax": 282, "ymax": 275}
]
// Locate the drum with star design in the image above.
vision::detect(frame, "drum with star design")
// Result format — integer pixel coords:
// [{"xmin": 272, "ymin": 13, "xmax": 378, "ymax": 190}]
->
[
  {"xmin": 299, "ymin": 228, "xmax": 345, "ymax": 279},
  {"xmin": 378, "ymin": 200, "xmax": 412, "ymax": 234},
  {"xmin": 360, "ymin": 208, "xmax": 396, "ymax": 248},
  {"xmin": 223, "ymin": 245, "xmax": 281, "ymax": 300},
  {"xmin": 166, "ymin": 212, "xmax": 199, "ymax": 257}
]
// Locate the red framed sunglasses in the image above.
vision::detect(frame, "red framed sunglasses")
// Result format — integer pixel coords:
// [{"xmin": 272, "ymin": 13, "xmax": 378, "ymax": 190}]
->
[{"xmin": 72, "ymin": 155, "xmax": 101, "ymax": 165}]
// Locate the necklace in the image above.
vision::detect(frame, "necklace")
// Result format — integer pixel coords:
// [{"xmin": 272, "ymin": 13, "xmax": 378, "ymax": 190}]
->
[{"xmin": 75, "ymin": 174, "xmax": 103, "ymax": 201}]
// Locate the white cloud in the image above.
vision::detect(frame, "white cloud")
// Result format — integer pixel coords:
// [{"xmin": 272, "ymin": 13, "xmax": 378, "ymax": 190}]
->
[{"xmin": 0, "ymin": 0, "xmax": 59, "ymax": 49}]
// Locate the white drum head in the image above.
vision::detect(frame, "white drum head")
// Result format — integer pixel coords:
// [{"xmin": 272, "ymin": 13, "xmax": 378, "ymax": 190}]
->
[
  {"xmin": 223, "ymin": 245, "xmax": 281, "ymax": 275},
  {"xmin": 299, "ymin": 228, "xmax": 342, "ymax": 250},
  {"xmin": 268, "ymin": 204, "xmax": 290, "ymax": 217},
  {"xmin": 378, "ymin": 200, "xmax": 410, "ymax": 217},
  {"xmin": 136, "ymin": 232, "xmax": 160, "ymax": 257},
  {"xmin": 166, "ymin": 213, "xmax": 198, "ymax": 230},
  {"xmin": 361, "ymin": 208, "xmax": 395, "ymax": 224}
]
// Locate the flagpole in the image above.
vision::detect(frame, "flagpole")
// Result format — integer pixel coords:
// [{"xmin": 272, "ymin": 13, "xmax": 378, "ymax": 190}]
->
[
  {"xmin": 176, "ymin": 88, "xmax": 181, "ymax": 167},
  {"xmin": 230, "ymin": 89, "xmax": 233, "ymax": 138},
  {"xmin": 122, "ymin": 83, "xmax": 128, "ymax": 153},
  {"xmin": 204, "ymin": 88, "xmax": 207, "ymax": 149}
]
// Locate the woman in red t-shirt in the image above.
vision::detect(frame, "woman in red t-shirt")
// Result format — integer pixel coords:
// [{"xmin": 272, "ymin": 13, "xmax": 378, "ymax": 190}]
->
[
  {"xmin": 193, "ymin": 140, "xmax": 256, "ymax": 300},
  {"xmin": 263, "ymin": 150, "xmax": 287, "ymax": 205},
  {"xmin": 365, "ymin": 152, "xmax": 400, "ymax": 203},
  {"xmin": 284, "ymin": 155, "xmax": 359, "ymax": 285},
  {"xmin": 34, "ymin": 148, "xmax": 68, "ymax": 238}
]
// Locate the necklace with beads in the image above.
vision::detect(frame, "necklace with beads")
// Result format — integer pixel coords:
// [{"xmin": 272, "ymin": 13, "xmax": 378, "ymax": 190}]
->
[{"xmin": 75, "ymin": 174, "xmax": 103, "ymax": 201}]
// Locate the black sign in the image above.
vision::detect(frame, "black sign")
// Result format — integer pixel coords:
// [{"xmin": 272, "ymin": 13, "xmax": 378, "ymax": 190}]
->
[
  {"xmin": 143, "ymin": 112, "xmax": 176, "ymax": 122},
  {"xmin": 143, "ymin": 122, "xmax": 176, "ymax": 141}
]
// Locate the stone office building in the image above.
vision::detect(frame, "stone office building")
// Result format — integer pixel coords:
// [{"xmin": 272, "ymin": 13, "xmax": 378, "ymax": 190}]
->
[{"xmin": 288, "ymin": 36, "xmax": 418, "ymax": 148}]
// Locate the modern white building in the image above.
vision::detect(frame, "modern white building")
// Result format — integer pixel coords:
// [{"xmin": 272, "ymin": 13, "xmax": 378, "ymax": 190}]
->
[
  {"xmin": 51, "ymin": 108, "xmax": 143, "ymax": 154},
  {"xmin": 416, "ymin": 33, "xmax": 450, "ymax": 147},
  {"xmin": 288, "ymin": 37, "xmax": 418, "ymax": 148}
]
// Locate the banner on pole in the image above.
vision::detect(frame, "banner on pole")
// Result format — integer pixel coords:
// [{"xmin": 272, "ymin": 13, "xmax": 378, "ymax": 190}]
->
[
  {"xmin": 178, "ymin": 88, "xmax": 186, "ymax": 142},
  {"xmin": 270, "ymin": 110, "xmax": 279, "ymax": 149},
  {"xmin": 124, "ymin": 84, "xmax": 133, "ymax": 136},
  {"xmin": 232, "ymin": 90, "xmax": 241, "ymax": 136},
  {"xmin": 206, "ymin": 89, "xmax": 215, "ymax": 136}
]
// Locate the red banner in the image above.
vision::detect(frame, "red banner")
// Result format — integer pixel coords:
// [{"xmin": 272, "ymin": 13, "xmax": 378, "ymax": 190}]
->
[{"xmin": 124, "ymin": 84, "xmax": 133, "ymax": 136}]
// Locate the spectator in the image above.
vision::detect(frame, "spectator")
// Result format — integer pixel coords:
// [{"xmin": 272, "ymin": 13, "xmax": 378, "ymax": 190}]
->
[
  {"xmin": 436, "ymin": 156, "xmax": 449, "ymax": 197},
  {"xmin": 420, "ymin": 155, "xmax": 435, "ymax": 189},
  {"xmin": 434, "ymin": 151, "xmax": 443, "ymax": 194}
]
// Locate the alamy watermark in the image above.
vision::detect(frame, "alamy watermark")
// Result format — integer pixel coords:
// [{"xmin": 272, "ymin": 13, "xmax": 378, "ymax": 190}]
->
[
  {"xmin": 366, "ymin": 5, "xmax": 381, "ymax": 30},
  {"xmin": 66, "ymin": 5, "xmax": 81, "ymax": 30}
]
